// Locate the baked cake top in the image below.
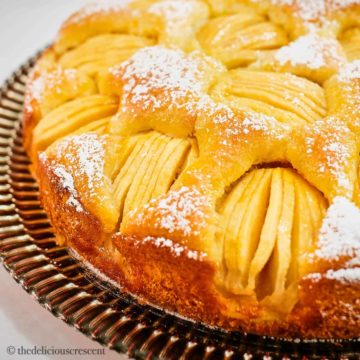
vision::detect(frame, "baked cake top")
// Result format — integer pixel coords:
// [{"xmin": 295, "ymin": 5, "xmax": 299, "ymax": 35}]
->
[{"xmin": 24, "ymin": 0, "xmax": 360, "ymax": 312}]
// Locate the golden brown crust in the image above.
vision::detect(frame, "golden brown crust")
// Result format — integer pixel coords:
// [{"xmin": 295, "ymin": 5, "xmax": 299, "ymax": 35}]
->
[
  {"xmin": 298, "ymin": 276, "xmax": 360, "ymax": 339},
  {"xmin": 37, "ymin": 153, "xmax": 105, "ymax": 255},
  {"xmin": 113, "ymin": 234, "xmax": 239, "ymax": 325},
  {"xmin": 110, "ymin": 232, "xmax": 358, "ymax": 338},
  {"xmin": 23, "ymin": 95, "xmax": 41, "ymax": 153},
  {"xmin": 36, "ymin": 144, "xmax": 359, "ymax": 338}
]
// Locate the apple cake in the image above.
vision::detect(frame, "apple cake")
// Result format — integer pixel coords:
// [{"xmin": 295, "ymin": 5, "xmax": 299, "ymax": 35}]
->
[{"xmin": 23, "ymin": 0, "xmax": 360, "ymax": 339}]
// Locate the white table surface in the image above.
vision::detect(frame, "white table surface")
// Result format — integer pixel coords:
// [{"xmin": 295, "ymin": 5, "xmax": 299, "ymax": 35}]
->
[{"xmin": 0, "ymin": 1, "xmax": 127, "ymax": 359}]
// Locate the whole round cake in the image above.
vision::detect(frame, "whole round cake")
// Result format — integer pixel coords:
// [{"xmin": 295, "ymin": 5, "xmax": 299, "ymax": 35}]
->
[{"xmin": 24, "ymin": 0, "xmax": 360, "ymax": 339}]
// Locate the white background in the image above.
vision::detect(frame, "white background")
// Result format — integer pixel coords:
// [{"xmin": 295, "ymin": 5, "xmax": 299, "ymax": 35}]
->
[{"xmin": 0, "ymin": 1, "xmax": 127, "ymax": 359}]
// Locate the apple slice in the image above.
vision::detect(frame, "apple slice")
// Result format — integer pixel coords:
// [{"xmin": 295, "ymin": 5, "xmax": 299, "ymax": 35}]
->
[
  {"xmin": 105, "ymin": 134, "xmax": 141, "ymax": 182},
  {"xmin": 219, "ymin": 171, "xmax": 256, "ymax": 285},
  {"xmin": 230, "ymin": 168, "xmax": 272, "ymax": 292},
  {"xmin": 223, "ymin": 169, "xmax": 266, "ymax": 293},
  {"xmin": 224, "ymin": 96, "xmax": 307, "ymax": 128},
  {"xmin": 306, "ymin": 183, "xmax": 328, "ymax": 231},
  {"xmin": 59, "ymin": 34, "xmax": 154, "ymax": 76},
  {"xmin": 298, "ymin": 180, "xmax": 328, "ymax": 275},
  {"xmin": 173, "ymin": 140, "xmax": 199, "ymax": 185},
  {"xmin": 70, "ymin": 117, "xmax": 110, "ymax": 136},
  {"xmin": 126, "ymin": 136, "xmax": 190, "ymax": 212},
  {"xmin": 113, "ymin": 132, "xmax": 161, "ymax": 220},
  {"xmin": 218, "ymin": 70, "xmax": 326, "ymax": 123},
  {"xmin": 286, "ymin": 173, "xmax": 313, "ymax": 285},
  {"xmin": 247, "ymin": 167, "xmax": 283, "ymax": 291},
  {"xmin": 123, "ymin": 134, "xmax": 169, "ymax": 214},
  {"xmin": 150, "ymin": 138, "xmax": 190, "ymax": 199},
  {"xmin": 33, "ymin": 95, "xmax": 118, "ymax": 152},
  {"xmin": 259, "ymin": 169, "xmax": 295, "ymax": 299}
]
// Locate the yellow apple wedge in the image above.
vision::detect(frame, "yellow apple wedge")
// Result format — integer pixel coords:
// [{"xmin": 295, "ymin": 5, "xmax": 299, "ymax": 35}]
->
[
  {"xmin": 113, "ymin": 132, "xmax": 161, "ymax": 220},
  {"xmin": 124, "ymin": 135, "xmax": 169, "ymax": 214},
  {"xmin": 33, "ymin": 95, "xmax": 118, "ymax": 152},
  {"xmin": 299, "ymin": 181, "xmax": 328, "ymax": 275},
  {"xmin": 231, "ymin": 168, "xmax": 272, "ymax": 292},
  {"xmin": 70, "ymin": 117, "xmax": 110, "ymax": 136},
  {"xmin": 104, "ymin": 134, "xmax": 141, "ymax": 182},
  {"xmin": 215, "ymin": 70, "xmax": 326, "ymax": 123},
  {"xmin": 59, "ymin": 34, "xmax": 154, "ymax": 76},
  {"xmin": 197, "ymin": 13, "xmax": 287, "ymax": 67},
  {"xmin": 247, "ymin": 167, "xmax": 283, "ymax": 291},
  {"xmin": 130, "ymin": 135, "xmax": 180, "ymax": 208},
  {"xmin": 218, "ymin": 171, "xmax": 256, "ymax": 286},
  {"xmin": 304, "ymin": 181, "xmax": 327, "ymax": 243},
  {"xmin": 149, "ymin": 139, "xmax": 190, "ymax": 199},
  {"xmin": 125, "ymin": 136, "xmax": 190, "ymax": 213},
  {"xmin": 223, "ymin": 169, "xmax": 266, "ymax": 293},
  {"xmin": 222, "ymin": 96, "xmax": 307, "ymax": 127},
  {"xmin": 259, "ymin": 169, "xmax": 295, "ymax": 299},
  {"xmin": 286, "ymin": 173, "xmax": 313, "ymax": 285}
]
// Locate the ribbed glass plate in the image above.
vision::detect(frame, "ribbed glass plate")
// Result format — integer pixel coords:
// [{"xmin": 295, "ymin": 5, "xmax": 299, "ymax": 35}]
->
[{"xmin": 0, "ymin": 54, "xmax": 359, "ymax": 360}]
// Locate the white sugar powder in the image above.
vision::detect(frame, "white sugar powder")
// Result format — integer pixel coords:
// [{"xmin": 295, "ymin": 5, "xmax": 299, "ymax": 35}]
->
[
  {"xmin": 272, "ymin": 0, "xmax": 360, "ymax": 22},
  {"xmin": 53, "ymin": 165, "xmax": 83, "ymax": 212},
  {"xmin": 337, "ymin": 60, "xmax": 360, "ymax": 82},
  {"xmin": 275, "ymin": 34, "xmax": 343, "ymax": 69},
  {"xmin": 316, "ymin": 197, "xmax": 360, "ymax": 262},
  {"xmin": 67, "ymin": 0, "xmax": 134, "ymax": 24}
]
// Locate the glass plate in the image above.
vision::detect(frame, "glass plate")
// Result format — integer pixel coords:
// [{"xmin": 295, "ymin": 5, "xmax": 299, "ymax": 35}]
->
[{"xmin": 0, "ymin": 53, "xmax": 358, "ymax": 360}]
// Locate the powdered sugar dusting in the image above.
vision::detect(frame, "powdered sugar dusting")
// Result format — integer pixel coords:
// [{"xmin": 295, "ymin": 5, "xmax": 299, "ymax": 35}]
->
[
  {"xmin": 332, "ymin": 61, "xmax": 360, "ymax": 120},
  {"xmin": 67, "ymin": 0, "xmax": 134, "ymax": 25},
  {"xmin": 275, "ymin": 33, "xmax": 343, "ymax": 70},
  {"xmin": 40, "ymin": 135, "xmax": 106, "ymax": 213},
  {"xmin": 131, "ymin": 186, "xmax": 210, "ymax": 237},
  {"xmin": 337, "ymin": 60, "xmax": 360, "ymax": 82},
  {"xmin": 67, "ymin": 135, "xmax": 105, "ymax": 197},
  {"xmin": 52, "ymin": 133, "xmax": 107, "ymax": 200},
  {"xmin": 273, "ymin": 0, "xmax": 325, "ymax": 21},
  {"xmin": 272, "ymin": 0, "xmax": 360, "ymax": 22},
  {"xmin": 28, "ymin": 68, "xmax": 78, "ymax": 103},
  {"xmin": 304, "ymin": 121, "xmax": 353, "ymax": 193},
  {"xmin": 149, "ymin": 0, "xmax": 198, "ymax": 27},
  {"xmin": 325, "ymin": 267, "xmax": 360, "ymax": 284},
  {"xmin": 138, "ymin": 236, "xmax": 207, "ymax": 261},
  {"xmin": 52, "ymin": 164, "xmax": 83, "ymax": 212},
  {"xmin": 214, "ymin": 105, "xmax": 290, "ymax": 142},
  {"xmin": 306, "ymin": 267, "xmax": 360, "ymax": 284},
  {"xmin": 28, "ymin": 76, "xmax": 44, "ymax": 102},
  {"xmin": 322, "ymin": 142, "xmax": 352, "ymax": 192},
  {"xmin": 111, "ymin": 46, "xmax": 212, "ymax": 114},
  {"xmin": 197, "ymin": 94, "xmax": 290, "ymax": 140},
  {"xmin": 156, "ymin": 187, "xmax": 204, "ymax": 236},
  {"xmin": 241, "ymin": 112, "xmax": 290, "ymax": 139},
  {"xmin": 308, "ymin": 197, "xmax": 360, "ymax": 284},
  {"xmin": 315, "ymin": 197, "xmax": 360, "ymax": 262},
  {"xmin": 194, "ymin": 96, "xmax": 290, "ymax": 157}
]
